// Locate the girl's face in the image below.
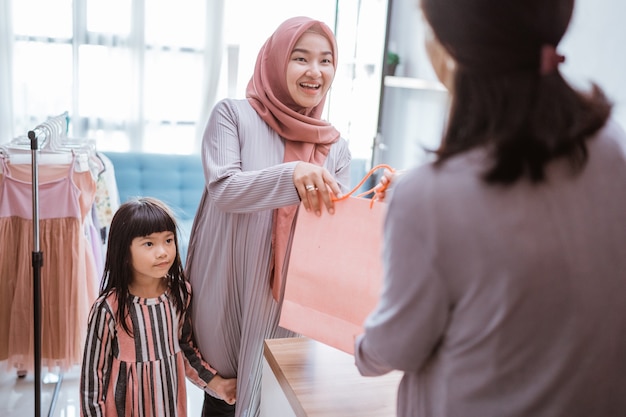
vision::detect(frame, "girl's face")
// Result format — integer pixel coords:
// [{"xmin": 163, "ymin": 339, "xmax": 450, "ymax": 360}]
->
[
  {"xmin": 129, "ymin": 230, "xmax": 176, "ymax": 284},
  {"xmin": 286, "ymin": 31, "xmax": 335, "ymax": 108}
]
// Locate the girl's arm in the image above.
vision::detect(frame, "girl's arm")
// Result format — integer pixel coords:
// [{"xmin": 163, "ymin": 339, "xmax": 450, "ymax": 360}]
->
[
  {"xmin": 80, "ymin": 299, "xmax": 115, "ymax": 416},
  {"xmin": 179, "ymin": 285, "xmax": 237, "ymax": 404}
]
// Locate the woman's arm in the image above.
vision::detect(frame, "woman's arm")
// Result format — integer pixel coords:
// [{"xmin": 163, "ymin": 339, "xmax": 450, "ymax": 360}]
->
[
  {"xmin": 80, "ymin": 299, "xmax": 115, "ymax": 417},
  {"xmin": 201, "ymin": 100, "xmax": 351, "ymax": 214},
  {"xmin": 355, "ymin": 171, "xmax": 449, "ymax": 375},
  {"xmin": 202, "ymin": 100, "xmax": 302, "ymax": 213}
]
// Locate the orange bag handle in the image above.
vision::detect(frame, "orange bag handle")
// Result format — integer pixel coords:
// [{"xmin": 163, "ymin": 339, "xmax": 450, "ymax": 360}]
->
[{"xmin": 333, "ymin": 163, "xmax": 395, "ymax": 206}]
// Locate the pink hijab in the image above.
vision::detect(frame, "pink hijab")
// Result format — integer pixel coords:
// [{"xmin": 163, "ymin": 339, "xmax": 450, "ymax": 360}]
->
[{"xmin": 246, "ymin": 16, "xmax": 341, "ymax": 300}]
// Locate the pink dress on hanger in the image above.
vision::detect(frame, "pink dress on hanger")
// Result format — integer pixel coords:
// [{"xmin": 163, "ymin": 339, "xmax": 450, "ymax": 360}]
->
[{"xmin": 0, "ymin": 156, "xmax": 98, "ymax": 371}]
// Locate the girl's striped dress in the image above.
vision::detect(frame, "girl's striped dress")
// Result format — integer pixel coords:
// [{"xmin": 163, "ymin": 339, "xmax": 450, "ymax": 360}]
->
[{"xmin": 80, "ymin": 282, "xmax": 217, "ymax": 417}]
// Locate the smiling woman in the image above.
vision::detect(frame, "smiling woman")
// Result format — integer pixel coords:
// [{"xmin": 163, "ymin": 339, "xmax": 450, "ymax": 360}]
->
[{"xmin": 185, "ymin": 16, "xmax": 351, "ymax": 417}]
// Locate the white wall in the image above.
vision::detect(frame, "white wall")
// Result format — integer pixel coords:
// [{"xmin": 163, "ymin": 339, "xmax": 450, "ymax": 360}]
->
[
  {"xmin": 388, "ymin": 0, "xmax": 626, "ymax": 129},
  {"xmin": 561, "ymin": 0, "xmax": 626, "ymax": 129}
]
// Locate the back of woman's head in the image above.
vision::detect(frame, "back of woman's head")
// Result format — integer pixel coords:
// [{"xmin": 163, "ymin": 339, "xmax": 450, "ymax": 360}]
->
[
  {"xmin": 422, "ymin": 0, "xmax": 573, "ymax": 76},
  {"xmin": 101, "ymin": 197, "xmax": 187, "ymax": 332},
  {"xmin": 422, "ymin": 0, "xmax": 611, "ymax": 183}
]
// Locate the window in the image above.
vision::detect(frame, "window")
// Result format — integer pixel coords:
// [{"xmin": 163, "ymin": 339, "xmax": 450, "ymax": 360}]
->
[
  {"xmin": 8, "ymin": 0, "xmax": 336, "ymax": 153},
  {"xmin": 10, "ymin": 0, "xmax": 212, "ymax": 153}
]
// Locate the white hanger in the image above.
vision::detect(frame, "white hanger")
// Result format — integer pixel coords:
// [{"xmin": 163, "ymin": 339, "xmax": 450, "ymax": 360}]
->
[{"xmin": 0, "ymin": 112, "xmax": 98, "ymax": 174}]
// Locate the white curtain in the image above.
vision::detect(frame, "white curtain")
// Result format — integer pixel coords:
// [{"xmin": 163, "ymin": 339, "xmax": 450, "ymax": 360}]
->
[
  {"xmin": 2, "ymin": 0, "xmax": 228, "ymax": 153},
  {"xmin": 195, "ymin": 0, "xmax": 225, "ymax": 150},
  {"xmin": 0, "ymin": 0, "xmax": 14, "ymax": 142},
  {"xmin": 77, "ymin": 0, "xmax": 216, "ymax": 154}
]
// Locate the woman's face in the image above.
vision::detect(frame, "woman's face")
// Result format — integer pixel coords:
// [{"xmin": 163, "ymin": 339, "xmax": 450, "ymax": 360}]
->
[{"xmin": 286, "ymin": 31, "xmax": 335, "ymax": 108}]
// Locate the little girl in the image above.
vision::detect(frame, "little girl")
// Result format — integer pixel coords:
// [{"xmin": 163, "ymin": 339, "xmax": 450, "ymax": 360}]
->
[{"xmin": 80, "ymin": 197, "xmax": 236, "ymax": 417}]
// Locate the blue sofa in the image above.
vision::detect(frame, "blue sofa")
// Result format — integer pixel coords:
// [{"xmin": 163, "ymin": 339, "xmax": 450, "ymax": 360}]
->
[
  {"xmin": 104, "ymin": 152, "xmax": 205, "ymax": 262},
  {"xmin": 104, "ymin": 152, "xmax": 371, "ymax": 263}
]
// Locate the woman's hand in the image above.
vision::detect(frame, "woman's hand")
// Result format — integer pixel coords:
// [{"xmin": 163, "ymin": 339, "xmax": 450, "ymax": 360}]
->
[
  {"xmin": 294, "ymin": 162, "xmax": 343, "ymax": 216},
  {"xmin": 207, "ymin": 374, "xmax": 237, "ymax": 405},
  {"xmin": 373, "ymin": 168, "xmax": 402, "ymax": 202}
]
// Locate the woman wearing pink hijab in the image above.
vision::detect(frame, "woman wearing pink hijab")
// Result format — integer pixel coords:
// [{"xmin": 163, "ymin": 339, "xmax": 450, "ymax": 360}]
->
[{"xmin": 186, "ymin": 16, "xmax": 351, "ymax": 417}]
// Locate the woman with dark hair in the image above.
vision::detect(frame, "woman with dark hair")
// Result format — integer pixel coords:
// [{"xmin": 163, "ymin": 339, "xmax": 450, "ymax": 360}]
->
[
  {"xmin": 355, "ymin": 1, "xmax": 626, "ymax": 416},
  {"xmin": 425, "ymin": 0, "xmax": 611, "ymax": 184}
]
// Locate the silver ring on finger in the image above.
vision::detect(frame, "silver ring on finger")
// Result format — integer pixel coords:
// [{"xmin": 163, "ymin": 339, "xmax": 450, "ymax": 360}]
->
[{"xmin": 305, "ymin": 184, "xmax": 316, "ymax": 192}]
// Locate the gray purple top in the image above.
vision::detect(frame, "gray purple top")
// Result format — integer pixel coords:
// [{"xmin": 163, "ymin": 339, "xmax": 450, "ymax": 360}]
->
[{"xmin": 356, "ymin": 119, "xmax": 626, "ymax": 417}]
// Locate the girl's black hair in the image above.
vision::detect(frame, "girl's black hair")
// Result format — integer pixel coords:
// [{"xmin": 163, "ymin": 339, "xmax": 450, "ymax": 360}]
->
[
  {"xmin": 422, "ymin": 0, "xmax": 612, "ymax": 184},
  {"xmin": 100, "ymin": 197, "xmax": 188, "ymax": 335}
]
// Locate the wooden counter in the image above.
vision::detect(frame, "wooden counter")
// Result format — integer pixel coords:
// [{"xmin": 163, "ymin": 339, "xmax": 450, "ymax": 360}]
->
[{"xmin": 261, "ymin": 337, "xmax": 402, "ymax": 417}]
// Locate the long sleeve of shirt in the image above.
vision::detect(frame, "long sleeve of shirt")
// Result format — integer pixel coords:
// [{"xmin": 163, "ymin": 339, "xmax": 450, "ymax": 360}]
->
[{"xmin": 80, "ymin": 298, "xmax": 115, "ymax": 417}]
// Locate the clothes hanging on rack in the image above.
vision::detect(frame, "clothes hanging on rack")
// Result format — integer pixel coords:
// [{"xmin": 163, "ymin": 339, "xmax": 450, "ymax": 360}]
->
[
  {"xmin": 93, "ymin": 152, "xmax": 120, "ymax": 245},
  {"xmin": 0, "ymin": 154, "xmax": 101, "ymax": 371},
  {"xmin": 0, "ymin": 114, "xmax": 118, "ymax": 372}
]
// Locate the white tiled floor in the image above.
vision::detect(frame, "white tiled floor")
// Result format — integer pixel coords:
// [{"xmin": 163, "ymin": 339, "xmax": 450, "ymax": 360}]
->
[{"xmin": 0, "ymin": 363, "xmax": 206, "ymax": 416}]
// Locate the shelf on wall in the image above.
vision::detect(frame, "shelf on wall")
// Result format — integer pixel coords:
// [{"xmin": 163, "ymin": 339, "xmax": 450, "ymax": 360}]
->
[{"xmin": 384, "ymin": 76, "xmax": 448, "ymax": 92}]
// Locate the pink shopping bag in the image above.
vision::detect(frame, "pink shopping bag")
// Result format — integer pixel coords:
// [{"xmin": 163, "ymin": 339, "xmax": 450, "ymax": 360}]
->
[{"xmin": 279, "ymin": 165, "xmax": 392, "ymax": 354}]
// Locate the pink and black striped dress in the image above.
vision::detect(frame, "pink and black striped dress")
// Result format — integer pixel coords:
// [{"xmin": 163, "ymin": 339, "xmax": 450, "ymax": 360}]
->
[{"xmin": 80, "ymin": 282, "xmax": 216, "ymax": 417}]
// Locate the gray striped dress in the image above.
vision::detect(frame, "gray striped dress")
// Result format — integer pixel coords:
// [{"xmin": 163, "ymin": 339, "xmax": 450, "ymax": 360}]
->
[{"xmin": 186, "ymin": 98, "xmax": 351, "ymax": 417}]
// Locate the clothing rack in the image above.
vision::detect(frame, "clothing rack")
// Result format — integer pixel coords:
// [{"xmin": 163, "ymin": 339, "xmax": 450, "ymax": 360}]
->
[{"xmin": 1, "ymin": 112, "xmax": 106, "ymax": 416}]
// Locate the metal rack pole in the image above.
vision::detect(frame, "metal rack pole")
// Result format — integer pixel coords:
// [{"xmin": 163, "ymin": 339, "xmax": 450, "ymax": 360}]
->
[
  {"xmin": 28, "ymin": 129, "xmax": 63, "ymax": 417},
  {"xmin": 28, "ymin": 130, "xmax": 43, "ymax": 417}
]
